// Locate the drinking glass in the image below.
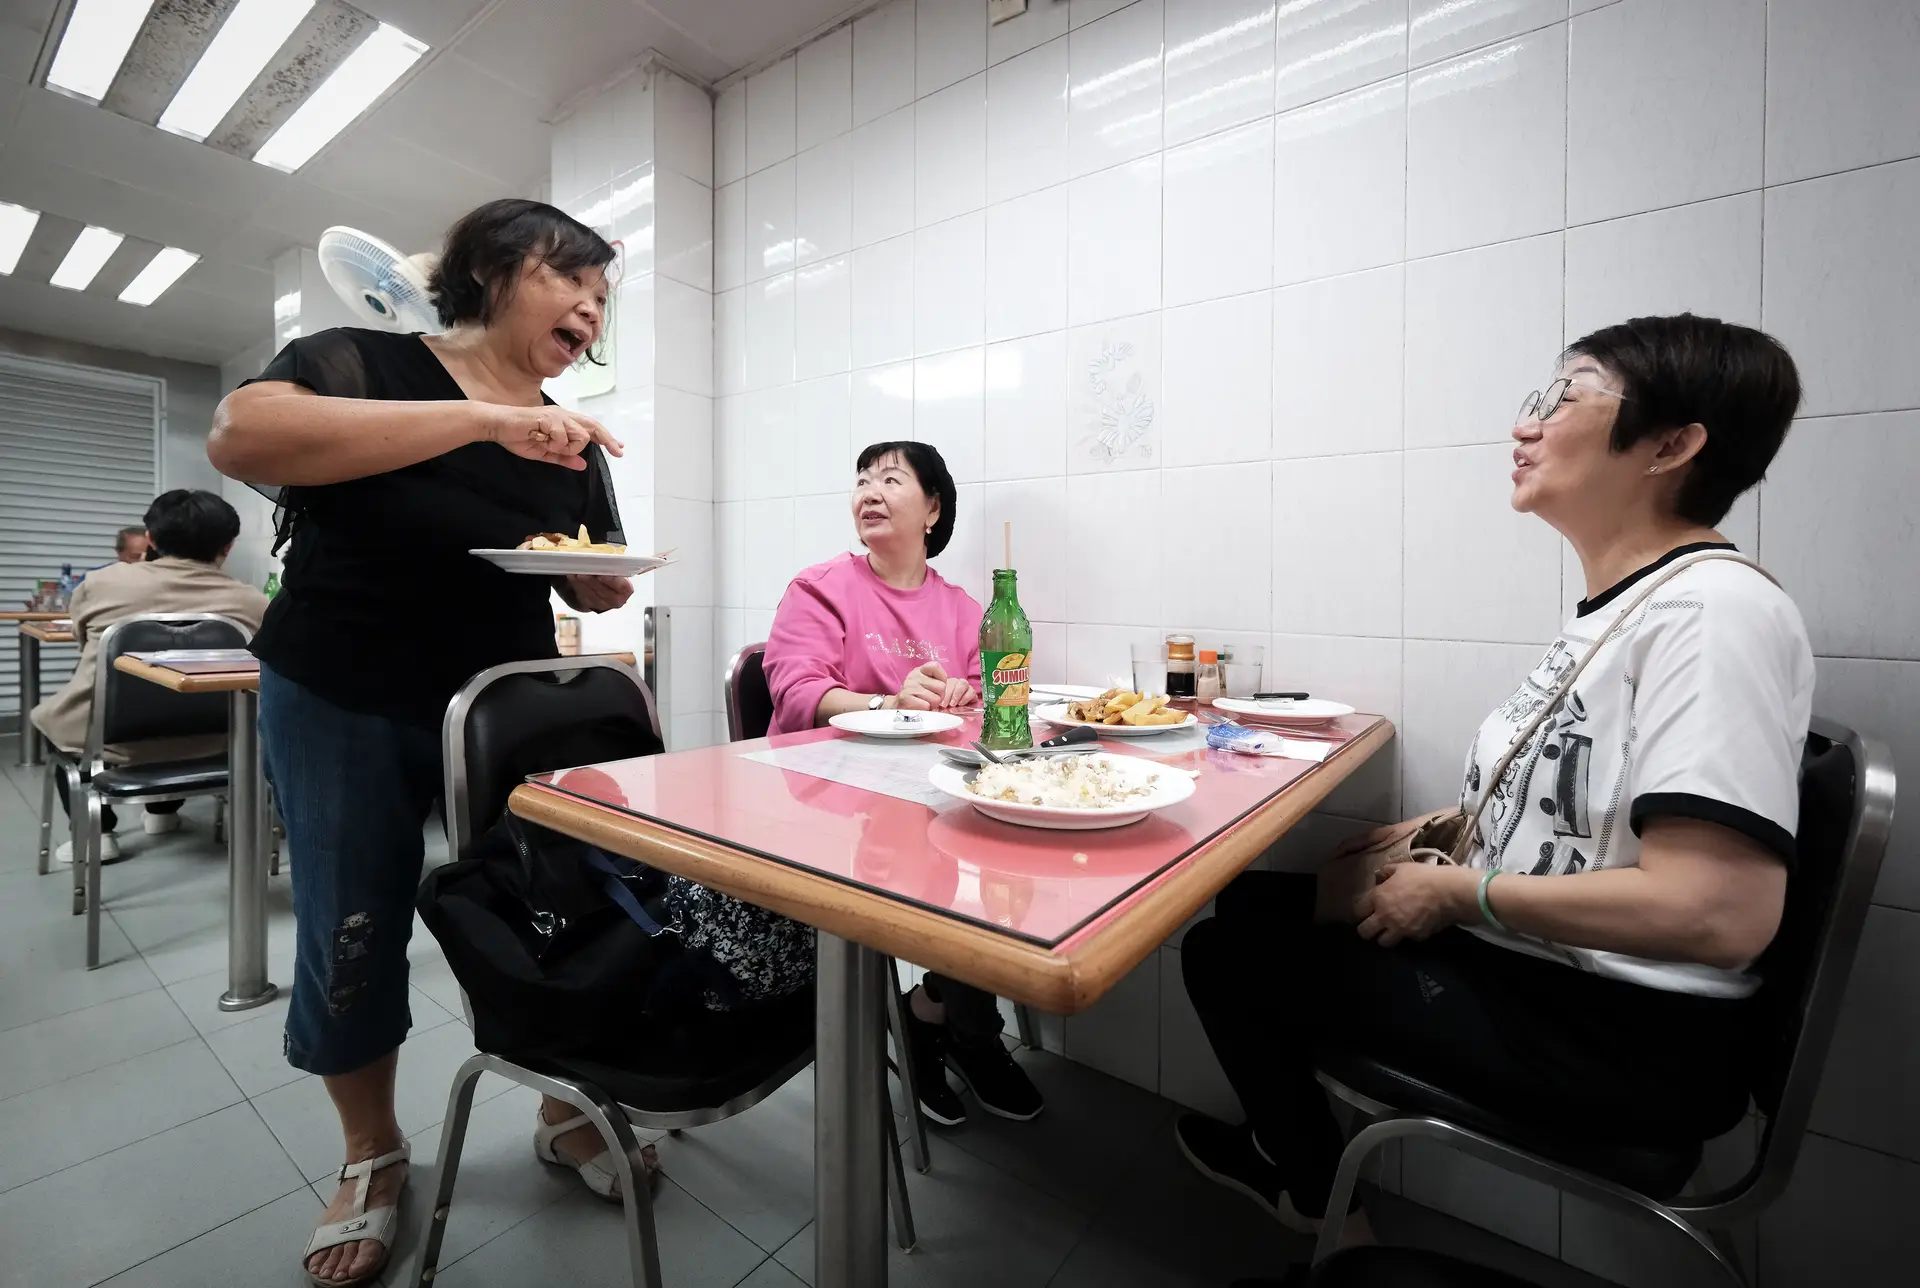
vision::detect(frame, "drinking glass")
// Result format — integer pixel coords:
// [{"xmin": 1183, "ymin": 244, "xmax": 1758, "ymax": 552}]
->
[{"xmin": 1129, "ymin": 640, "xmax": 1168, "ymax": 696}]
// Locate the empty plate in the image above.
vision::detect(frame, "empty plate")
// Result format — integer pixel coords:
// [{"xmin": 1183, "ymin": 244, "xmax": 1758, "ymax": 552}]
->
[
  {"xmin": 828, "ymin": 710, "xmax": 964, "ymax": 739},
  {"xmin": 1212, "ymin": 697, "xmax": 1355, "ymax": 724}
]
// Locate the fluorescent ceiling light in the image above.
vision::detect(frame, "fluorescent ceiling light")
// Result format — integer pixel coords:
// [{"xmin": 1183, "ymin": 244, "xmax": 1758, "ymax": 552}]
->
[
  {"xmin": 159, "ymin": 0, "xmax": 315, "ymax": 142},
  {"xmin": 50, "ymin": 225, "xmax": 125, "ymax": 290},
  {"xmin": 46, "ymin": 0, "xmax": 158, "ymax": 103},
  {"xmin": 118, "ymin": 246, "xmax": 199, "ymax": 305},
  {"xmin": 0, "ymin": 202, "xmax": 40, "ymax": 274},
  {"xmin": 252, "ymin": 23, "xmax": 426, "ymax": 173}
]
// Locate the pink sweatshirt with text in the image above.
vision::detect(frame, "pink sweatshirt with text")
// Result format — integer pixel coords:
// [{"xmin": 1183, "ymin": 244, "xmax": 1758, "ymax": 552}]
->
[{"xmin": 764, "ymin": 553, "xmax": 984, "ymax": 735}]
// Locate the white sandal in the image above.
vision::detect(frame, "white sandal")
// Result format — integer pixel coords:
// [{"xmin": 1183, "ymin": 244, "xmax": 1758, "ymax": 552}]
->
[
  {"xmin": 303, "ymin": 1140, "xmax": 409, "ymax": 1287},
  {"xmin": 533, "ymin": 1110, "xmax": 660, "ymax": 1203}
]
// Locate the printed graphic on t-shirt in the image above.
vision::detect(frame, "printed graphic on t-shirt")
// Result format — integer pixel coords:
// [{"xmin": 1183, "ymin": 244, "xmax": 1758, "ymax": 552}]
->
[
  {"xmin": 1453, "ymin": 556, "xmax": 1813, "ymax": 998},
  {"xmin": 862, "ymin": 632, "xmax": 952, "ymax": 667}
]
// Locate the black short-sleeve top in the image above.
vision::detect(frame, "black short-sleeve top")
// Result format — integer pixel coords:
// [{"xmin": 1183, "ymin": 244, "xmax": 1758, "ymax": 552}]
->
[{"xmin": 242, "ymin": 327, "xmax": 621, "ymax": 724}]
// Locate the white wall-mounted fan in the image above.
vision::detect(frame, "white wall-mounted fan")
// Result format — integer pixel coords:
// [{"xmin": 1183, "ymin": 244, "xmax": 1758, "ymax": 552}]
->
[{"xmin": 316, "ymin": 226, "xmax": 441, "ymax": 333}]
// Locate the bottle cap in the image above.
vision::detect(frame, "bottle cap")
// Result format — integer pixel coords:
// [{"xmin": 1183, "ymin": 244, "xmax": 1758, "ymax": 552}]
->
[{"xmin": 1199, "ymin": 650, "xmax": 1218, "ymax": 663}]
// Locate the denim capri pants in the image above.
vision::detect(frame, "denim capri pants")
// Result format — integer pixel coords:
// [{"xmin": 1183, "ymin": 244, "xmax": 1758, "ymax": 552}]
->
[{"xmin": 260, "ymin": 664, "xmax": 443, "ymax": 1076}]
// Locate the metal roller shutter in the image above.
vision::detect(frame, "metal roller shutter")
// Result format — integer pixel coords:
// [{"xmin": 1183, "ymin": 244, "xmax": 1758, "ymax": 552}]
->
[{"xmin": 0, "ymin": 353, "xmax": 161, "ymax": 725}]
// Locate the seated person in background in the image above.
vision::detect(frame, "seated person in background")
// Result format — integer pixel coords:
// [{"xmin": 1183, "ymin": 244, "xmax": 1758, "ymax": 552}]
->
[
  {"xmin": 1176, "ymin": 314, "xmax": 1813, "ymax": 1267},
  {"xmin": 763, "ymin": 441, "xmax": 1044, "ymax": 1125},
  {"xmin": 33, "ymin": 489, "xmax": 269, "ymax": 863},
  {"xmin": 114, "ymin": 525, "xmax": 150, "ymax": 564}
]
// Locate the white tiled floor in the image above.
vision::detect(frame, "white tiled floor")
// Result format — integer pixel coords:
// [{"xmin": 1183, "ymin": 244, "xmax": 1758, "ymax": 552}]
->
[{"xmin": 0, "ymin": 734, "xmax": 1616, "ymax": 1288}]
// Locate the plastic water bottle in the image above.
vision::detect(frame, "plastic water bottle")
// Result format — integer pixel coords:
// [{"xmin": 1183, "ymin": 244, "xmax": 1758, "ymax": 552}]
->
[{"xmin": 56, "ymin": 563, "xmax": 76, "ymax": 610}]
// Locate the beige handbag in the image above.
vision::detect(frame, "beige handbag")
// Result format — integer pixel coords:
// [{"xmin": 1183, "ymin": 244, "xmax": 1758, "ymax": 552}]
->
[{"xmin": 1315, "ymin": 551, "xmax": 1776, "ymax": 923}]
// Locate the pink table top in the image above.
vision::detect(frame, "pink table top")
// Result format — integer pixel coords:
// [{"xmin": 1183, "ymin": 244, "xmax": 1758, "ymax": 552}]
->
[{"xmin": 528, "ymin": 712, "xmax": 1388, "ymax": 952}]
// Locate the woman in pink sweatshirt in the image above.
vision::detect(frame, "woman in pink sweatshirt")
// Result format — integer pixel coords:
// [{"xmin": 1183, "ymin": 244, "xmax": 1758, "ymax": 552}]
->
[{"xmin": 763, "ymin": 440, "xmax": 1044, "ymax": 1127}]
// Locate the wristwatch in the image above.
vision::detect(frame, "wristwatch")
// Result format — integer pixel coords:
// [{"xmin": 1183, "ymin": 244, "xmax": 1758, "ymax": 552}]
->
[{"xmin": 868, "ymin": 694, "xmax": 887, "ymax": 711}]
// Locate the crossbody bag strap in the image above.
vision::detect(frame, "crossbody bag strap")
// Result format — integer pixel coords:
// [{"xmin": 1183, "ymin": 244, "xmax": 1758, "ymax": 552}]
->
[{"xmin": 1448, "ymin": 551, "xmax": 1778, "ymax": 862}]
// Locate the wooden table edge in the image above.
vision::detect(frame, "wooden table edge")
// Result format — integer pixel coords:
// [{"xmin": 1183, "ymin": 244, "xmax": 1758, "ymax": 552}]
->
[
  {"xmin": 112, "ymin": 655, "xmax": 260, "ymax": 693},
  {"xmin": 1, "ymin": 611, "xmax": 69, "ymax": 622},
  {"xmin": 19, "ymin": 624, "xmax": 75, "ymax": 643},
  {"xmin": 509, "ymin": 716, "xmax": 1395, "ymax": 1015}
]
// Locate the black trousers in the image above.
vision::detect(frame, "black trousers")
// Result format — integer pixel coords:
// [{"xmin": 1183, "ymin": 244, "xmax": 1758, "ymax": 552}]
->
[
  {"xmin": 54, "ymin": 771, "xmax": 182, "ymax": 834},
  {"xmin": 920, "ymin": 973, "xmax": 1005, "ymax": 1044},
  {"xmin": 1181, "ymin": 872, "xmax": 1755, "ymax": 1216}
]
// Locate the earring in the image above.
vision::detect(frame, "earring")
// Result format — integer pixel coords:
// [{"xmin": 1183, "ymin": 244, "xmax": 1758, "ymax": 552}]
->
[
  {"xmin": 1646, "ymin": 466, "xmax": 1659, "ymax": 475},
  {"xmin": 925, "ymin": 526, "xmax": 933, "ymax": 534}
]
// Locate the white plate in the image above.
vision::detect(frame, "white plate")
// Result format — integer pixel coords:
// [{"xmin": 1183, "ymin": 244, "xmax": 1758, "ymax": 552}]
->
[
  {"xmin": 1212, "ymin": 696, "xmax": 1355, "ymax": 724},
  {"xmin": 1032, "ymin": 702, "xmax": 1198, "ymax": 737},
  {"xmin": 929, "ymin": 753, "xmax": 1195, "ymax": 830},
  {"xmin": 829, "ymin": 710, "xmax": 964, "ymax": 739},
  {"xmin": 470, "ymin": 549, "xmax": 673, "ymax": 577}
]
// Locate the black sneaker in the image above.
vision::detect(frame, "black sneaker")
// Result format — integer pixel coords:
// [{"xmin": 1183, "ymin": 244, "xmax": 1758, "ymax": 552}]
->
[
  {"xmin": 900, "ymin": 1000, "xmax": 968, "ymax": 1127},
  {"xmin": 1173, "ymin": 1114, "xmax": 1322, "ymax": 1235},
  {"xmin": 945, "ymin": 1036, "xmax": 1044, "ymax": 1121}
]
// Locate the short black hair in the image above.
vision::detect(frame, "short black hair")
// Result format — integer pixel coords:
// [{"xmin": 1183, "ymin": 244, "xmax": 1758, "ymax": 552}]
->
[
  {"xmin": 144, "ymin": 489, "xmax": 240, "ymax": 563},
  {"xmin": 115, "ymin": 525, "xmax": 146, "ymax": 553},
  {"xmin": 1564, "ymin": 314, "xmax": 1801, "ymax": 526},
  {"xmin": 429, "ymin": 198, "xmax": 616, "ymax": 338},
  {"xmin": 857, "ymin": 441, "xmax": 957, "ymax": 558}
]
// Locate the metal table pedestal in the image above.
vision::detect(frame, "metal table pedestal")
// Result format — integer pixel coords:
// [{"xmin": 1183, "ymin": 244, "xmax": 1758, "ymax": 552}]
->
[
  {"xmin": 219, "ymin": 687, "xmax": 277, "ymax": 1012},
  {"xmin": 815, "ymin": 934, "xmax": 890, "ymax": 1287}
]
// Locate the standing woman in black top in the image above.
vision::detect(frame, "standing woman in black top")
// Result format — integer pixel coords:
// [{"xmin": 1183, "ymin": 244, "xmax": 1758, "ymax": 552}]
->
[{"xmin": 210, "ymin": 200, "xmax": 636, "ymax": 1287}]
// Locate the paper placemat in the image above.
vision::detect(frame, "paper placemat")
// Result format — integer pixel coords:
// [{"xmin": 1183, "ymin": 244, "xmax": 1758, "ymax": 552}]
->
[{"xmin": 741, "ymin": 738, "xmax": 955, "ymax": 810}]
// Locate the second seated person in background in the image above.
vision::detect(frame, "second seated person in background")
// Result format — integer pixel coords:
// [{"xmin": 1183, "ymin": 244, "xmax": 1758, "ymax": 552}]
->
[
  {"xmin": 1174, "ymin": 314, "xmax": 1814, "ymax": 1271},
  {"xmin": 763, "ymin": 440, "xmax": 1045, "ymax": 1125},
  {"xmin": 32, "ymin": 489, "xmax": 267, "ymax": 863},
  {"xmin": 209, "ymin": 199, "xmax": 636, "ymax": 1287}
]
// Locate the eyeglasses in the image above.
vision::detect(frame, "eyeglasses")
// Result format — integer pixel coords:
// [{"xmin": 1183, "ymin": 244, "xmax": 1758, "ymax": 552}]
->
[{"xmin": 1515, "ymin": 378, "xmax": 1628, "ymax": 425}]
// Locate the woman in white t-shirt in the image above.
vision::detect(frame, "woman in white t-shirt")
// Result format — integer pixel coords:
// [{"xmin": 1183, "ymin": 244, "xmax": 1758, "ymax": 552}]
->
[{"xmin": 1176, "ymin": 314, "xmax": 1814, "ymax": 1261}]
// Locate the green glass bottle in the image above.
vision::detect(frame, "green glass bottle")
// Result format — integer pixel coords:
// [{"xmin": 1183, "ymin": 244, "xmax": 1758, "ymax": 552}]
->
[
  {"xmin": 979, "ymin": 568, "xmax": 1033, "ymax": 750},
  {"xmin": 263, "ymin": 570, "xmax": 281, "ymax": 599}
]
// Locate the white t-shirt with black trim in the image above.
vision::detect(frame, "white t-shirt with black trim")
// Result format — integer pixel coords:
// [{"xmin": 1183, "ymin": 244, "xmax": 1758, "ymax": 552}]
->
[{"xmin": 1456, "ymin": 545, "xmax": 1814, "ymax": 999}]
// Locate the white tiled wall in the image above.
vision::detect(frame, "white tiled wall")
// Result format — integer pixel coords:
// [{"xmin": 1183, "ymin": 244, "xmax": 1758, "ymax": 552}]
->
[
  {"xmin": 550, "ymin": 65, "xmax": 720, "ymax": 751},
  {"xmin": 708, "ymin": 0, "xmax": 1920, "ymax": 1278}
]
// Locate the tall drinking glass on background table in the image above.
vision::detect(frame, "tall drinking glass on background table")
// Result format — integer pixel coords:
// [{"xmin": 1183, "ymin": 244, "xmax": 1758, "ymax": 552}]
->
[
  {"xmin": 1223, "ymin": 644, "xmax": 1265, "ymax": 698},
  {"xmin": 1130, "ymin": 640, "xmax": 1168, "ymax": 696}
]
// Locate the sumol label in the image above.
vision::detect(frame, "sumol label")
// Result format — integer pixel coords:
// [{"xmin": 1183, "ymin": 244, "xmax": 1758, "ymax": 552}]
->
[{"xmin": 984, "ymin": 651, "xmax": 1030, "ymax": 706}]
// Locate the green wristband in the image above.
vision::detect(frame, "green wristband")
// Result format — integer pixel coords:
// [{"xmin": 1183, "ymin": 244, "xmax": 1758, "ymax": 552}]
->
[{"xmin": 1478, "ymin": 870, "xmax": 1508, "ymax": 933}]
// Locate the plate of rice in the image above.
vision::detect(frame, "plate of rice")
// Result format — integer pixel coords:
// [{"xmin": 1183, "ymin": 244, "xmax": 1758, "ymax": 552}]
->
[{"xmin": 928, "ymin": 753, "xmax": 1195, "ymax": 830}]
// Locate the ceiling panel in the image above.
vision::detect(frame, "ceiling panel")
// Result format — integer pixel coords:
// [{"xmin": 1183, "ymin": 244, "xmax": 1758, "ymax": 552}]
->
[
  {"xmin": 301, "ymin": 128, "xmax": 512, "ymax": 233},
  {"xmin": 456, "ymin": 0, "xmax": 727, "ymax": 101},
  {"xmin": 367, "ymin": 52, "xmax": 549, "ymax": 187},
  {"xmin": 642, "ymin": 0, "xmax": 856, "ymax": 73},
  {"xmin": 10, "ymin": 84, "xmax": 286, "ymax": 224},
  {"xmin": 0, "ymin": 0, "xmax": 57, "ymax": 84},
  {"xmin": 357, "ymin": 0, "xmax": 496, "ymax": 49}
]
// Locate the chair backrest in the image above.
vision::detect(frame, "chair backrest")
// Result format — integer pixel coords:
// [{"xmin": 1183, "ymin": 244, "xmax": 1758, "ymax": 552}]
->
[
  {"xmin": 87, "ymin": 613, "xmax": 252, "ymax": 765},
  {"xmin": 723, "ymin": 643, "xmax": 773, "ymax": 742},
  {"xmin": 1688, "ymin": 716, "xmax": 1896, "ymax": 1218},
  {"xmin": 443, "ymin": 656, "xmax": 666, "ymax": 861}
]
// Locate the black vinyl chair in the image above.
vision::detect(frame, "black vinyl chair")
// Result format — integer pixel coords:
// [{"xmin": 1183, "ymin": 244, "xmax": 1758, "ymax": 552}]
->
[
  {"xmin": 413, "ymin": 656, "xmax": 915, "ymax": 1288},
  {"xmin": 1309, "ymin": 716, "xmax": 1897, "ymax": 1286},
  {"xmin": 36, "ymin": 612, "xmax": 250, "ymax": 968}
]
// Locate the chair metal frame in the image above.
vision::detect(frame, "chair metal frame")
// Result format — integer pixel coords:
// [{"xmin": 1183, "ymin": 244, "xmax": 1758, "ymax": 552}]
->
[
  {"xmin": 414, "ymin": 656, "xmax": 915, "ymax": 1288},
  {"xmin": 36, "ymin": 612, "xmax": 251, "ymax": 967},
  {"xmin": 1310, "ymin": 717, "xmax": 1897, "ymax": 1286}
]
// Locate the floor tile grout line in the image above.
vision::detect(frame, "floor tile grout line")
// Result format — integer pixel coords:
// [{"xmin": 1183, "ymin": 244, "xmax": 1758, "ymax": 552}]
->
[
  {"xmin": 0, "ymin": 1018, "xmax": 206, "ymax": 1107},
  {"xmin": 0, "ymin": 976, "xmax": 177, "ymax": 1038},
  {"xmin": 84, "ymin": 1179, "xmax": 319, "ymax": 1288},
  {"xmin": 0, "ymin": 1090, "xmax": 248, "ymax": 1198}
]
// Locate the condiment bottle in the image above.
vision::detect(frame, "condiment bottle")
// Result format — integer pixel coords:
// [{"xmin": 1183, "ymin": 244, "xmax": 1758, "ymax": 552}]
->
[
  {"xmin": 1195, "ymin": 650, "xmax": 1222, "ymax": 703},
  {"xmin": 1166, "ymin": 633, "xmax": 1197, "ymax": 698}
]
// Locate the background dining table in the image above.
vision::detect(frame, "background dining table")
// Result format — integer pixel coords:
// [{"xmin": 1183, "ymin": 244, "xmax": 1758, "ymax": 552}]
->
[
  {"xmin": 511, "ymin": 704, "xmax": 1394, "ymax": 1287},
  {"xmin": 7, "ymin": 611, "xmax": 73, "ymax": 767}
]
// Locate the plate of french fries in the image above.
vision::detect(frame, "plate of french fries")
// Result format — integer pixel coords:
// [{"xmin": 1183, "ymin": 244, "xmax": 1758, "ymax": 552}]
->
[
  {"xmin": 470, "ymin": 526, "xmax": 674, "ymax": 577},
  {"xmin": 1033, "ymin": 688, "xmax": 1197, "ymax": 737}
]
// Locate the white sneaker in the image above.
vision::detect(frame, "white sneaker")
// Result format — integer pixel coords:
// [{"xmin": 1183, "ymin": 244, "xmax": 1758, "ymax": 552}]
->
[
  {"xmin": 143, "ymin": 812, "xmax": 182, "ymax": 835},
  {"xmin": 55, "ymin": 834, "xmax": 123, "ymax": 864}
]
